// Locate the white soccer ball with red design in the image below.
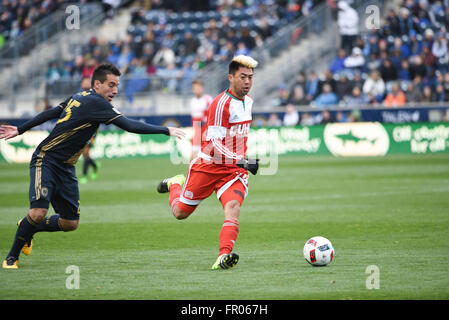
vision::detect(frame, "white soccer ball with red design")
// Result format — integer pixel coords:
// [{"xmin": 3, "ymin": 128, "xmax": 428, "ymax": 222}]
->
[{"xmin": 303, "ymin": 236, "xmax": 334, "ymax": 266}]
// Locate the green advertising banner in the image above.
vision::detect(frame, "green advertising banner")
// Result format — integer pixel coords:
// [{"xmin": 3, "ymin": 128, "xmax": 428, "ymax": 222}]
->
[{"xmin": 1, "ymin": 122, "xmax": 449, "ymax": 163}]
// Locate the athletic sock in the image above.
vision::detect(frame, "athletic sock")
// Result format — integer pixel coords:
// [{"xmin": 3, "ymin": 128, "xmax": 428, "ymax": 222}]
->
[
  {"xmin": 33, "ymin": 214, "xmax": 62, "ymax": 233},
  {"xmin": 169, "ymin": 183, "xmax": 182, "ymax": 214},
  {"xmin": 218, "ymin": 219, "xmax": 239, "ymax": 256},
  {"xmin": 7, "ymin": 215, "xmax": 38, "ymax": 259},
  {"xmin": 82, "ymin": 158, "xmax": 89, "ymax": 176}
]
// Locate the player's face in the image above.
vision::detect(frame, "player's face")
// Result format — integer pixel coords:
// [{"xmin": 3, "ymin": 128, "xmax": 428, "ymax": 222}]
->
[
  {"xmin": 94, "ymin": 74, "xmax": 120, "ymax": 102},
  {"xmin": 192, "ymin": 83, "xmax": 204, "ymax": 97},
  {"xmin": 228, "ymin": 67, "xmax": 253, "ymax": 99}
]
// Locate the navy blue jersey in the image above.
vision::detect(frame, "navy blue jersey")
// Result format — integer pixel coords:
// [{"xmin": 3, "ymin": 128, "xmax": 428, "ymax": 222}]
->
[{"xmin": 33, "ymin": 89, "xmax": 122, "ymax": 165}]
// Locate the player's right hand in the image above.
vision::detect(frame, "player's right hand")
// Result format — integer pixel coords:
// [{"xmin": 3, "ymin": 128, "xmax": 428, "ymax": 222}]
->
[
  {"xmin": 168, "ymin": 127, "xmax": 187, "ymax": 140},
  {"xmin": 0, "ymin": 125, "xmax": 19, "ymax": 140},
  {"xmin": 236, "ymin": 158, "xmax": 259, "ymax": 175}
]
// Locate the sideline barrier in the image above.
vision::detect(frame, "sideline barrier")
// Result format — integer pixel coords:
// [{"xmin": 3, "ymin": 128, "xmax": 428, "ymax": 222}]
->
[{"xmin": 1, "ymin": 122, "xmax": 448, "ymax": 164}]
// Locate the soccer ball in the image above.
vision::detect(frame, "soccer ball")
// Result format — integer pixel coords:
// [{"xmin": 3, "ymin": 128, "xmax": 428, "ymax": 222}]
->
[{"xmin": 303, "ymin": 236, "xmax": 335, "ymax": 266}]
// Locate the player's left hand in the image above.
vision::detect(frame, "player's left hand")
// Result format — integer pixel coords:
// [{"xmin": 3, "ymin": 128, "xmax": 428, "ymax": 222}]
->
[
  {"xmin": 0, "ymin": 125, "xmax": 19, "ymax": 140},
  {"xmin": 236, "ymin": 158, "xmax": 259, "ymax": 175},
  {"xmin": 168, "ymin": 127, "xmax": 187, "ymax": 140}
]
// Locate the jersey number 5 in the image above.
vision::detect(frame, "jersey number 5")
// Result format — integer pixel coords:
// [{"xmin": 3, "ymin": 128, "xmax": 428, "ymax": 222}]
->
[{"xmin": 57, "ymin": 99, "xmax": 81, "ymax": 124}]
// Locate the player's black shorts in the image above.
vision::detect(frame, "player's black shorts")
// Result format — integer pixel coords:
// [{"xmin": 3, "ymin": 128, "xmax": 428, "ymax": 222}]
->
[{"xmin": 29, "ymin": 154, "xmax": 80, "ymax": 220}]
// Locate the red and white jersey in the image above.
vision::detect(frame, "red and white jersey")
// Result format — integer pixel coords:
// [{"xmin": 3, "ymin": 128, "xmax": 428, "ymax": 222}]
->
[
  {"xmin": 190, "ymin": 94, "xmax": 213, "ymax": 123},
  {"xmin": 199, "ymin": 89, "xmax": 253, "ymax": 166}
]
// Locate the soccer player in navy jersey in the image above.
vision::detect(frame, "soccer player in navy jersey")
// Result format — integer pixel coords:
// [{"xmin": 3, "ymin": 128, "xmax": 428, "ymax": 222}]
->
[{"xmin": 0, "ymin": 63, "xmax": 185, "ymax": 269}]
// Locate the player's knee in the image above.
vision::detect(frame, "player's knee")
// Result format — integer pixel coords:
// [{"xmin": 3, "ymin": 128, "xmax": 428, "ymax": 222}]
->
[
  {"xmin": 59, "ymin": 219, "xmax": 79, "ymax": 232},
  {"xmin": 173, "ymin": 208, "xmax": 189, "ymax": 220},
  {"xmin": 29, "ymin": 208, "xmax": 48, "ymax": 224},
  {"xmin": 224, "ymin": 200, "xmax": 241, "ymax": 219}
]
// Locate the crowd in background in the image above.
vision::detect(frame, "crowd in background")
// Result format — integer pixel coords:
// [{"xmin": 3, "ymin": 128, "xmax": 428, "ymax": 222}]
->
[
  {"xmin": 274, "ymin": 0, "xmax": 449, "ymax": 114},
  {"xmin": 41, "ymin": 0, "xmax": 323, "ymax": 99}
]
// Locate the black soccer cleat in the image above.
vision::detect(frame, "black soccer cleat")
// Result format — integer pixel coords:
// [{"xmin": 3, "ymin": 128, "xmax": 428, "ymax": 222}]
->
[{"xmin": 157, "ymin": 174, "xmax": 186, "ymax": 193}]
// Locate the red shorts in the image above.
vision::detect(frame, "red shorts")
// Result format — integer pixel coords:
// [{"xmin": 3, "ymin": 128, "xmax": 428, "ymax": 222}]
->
[{"xmin": 178, "ymin": 159, "xmax": 249, "ymax": 214}]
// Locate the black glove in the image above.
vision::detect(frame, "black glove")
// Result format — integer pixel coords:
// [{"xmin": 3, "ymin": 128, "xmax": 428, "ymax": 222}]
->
[{"xmin": 236, "ymin": 158, "xmax": 259, "ymax": 175}]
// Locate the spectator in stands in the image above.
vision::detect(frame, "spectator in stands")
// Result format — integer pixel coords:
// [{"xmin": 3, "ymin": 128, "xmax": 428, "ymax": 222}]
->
[
  {"xmin": 434, "ymin": 84, "xmax": 447, "ymax": 102},
  {"xmin": 423, "ymin": 28, "xmax": 435, "ymax": 49},
  {"xmin": 300, "ymin": 112, "xmax": 315, "ymax": 126},
  {"xmin": 288, "ymin": 85, "xmax": 307, "ymax": 106},
  {"xmin": 320, "ymin": 110, "xmax": 333, "ymax": 124},
  {"xmin": 398, "ymin": 7, "xmax": 414, "ymax": 36},
  {"xmin": 239, "ymin": 27, "xmax": 256, "ymax": 50},
  {"xmin": 366, "ymin": 52, "xmax": 382, "ymax": 72},
  {"xmin": 421, "ymin": 45, "xmax": 436, "ymax": 74},
  {"xmin": 329, "ymin": 48, "xmax": 347, "ymax": 74},
  {"xmin": 352, "ymin": 71, "xmax": 363, "ymax": 89},
  {"xmin": 82, "ymin": 58, "xmax": 97, "ymax": 78},
  {"xmin": 343, "ymin": 86, "xmax": 368, "ymax": 107},
  {"xmin": 363, "ymin": 70, "xmax": 385, "ymax": 103},
  {"xmin": 408, "ymin": 29, "xmax": 422, "ymax": 56},
  {"xmin": 385, "ymin": 8, "xmax": 400, "ymax": 35},
  {"xmin": 312, "ymin": 83, "xmax": 338, "ymax": 107},
  {"xmin": 117, "ymin": 45, "xmax": 134, "ymax": 71},
  {"xmin": 380, "ymin": 58, "xmax": 398, "ymax": 83},
  {"xmin": 364, "ymin": 33, "xmax": 380, "ymax": 57},
  {"xmin": 410, "ymin": 55, "xmax": 428, "ymax": 80},
  {"xmin": 218, "ymin": 40, "xmax": 235, "ymax": 62},
  {"xmin": 267, "ymin": 113, "xmax": 282, "ymax": 127},
  {"xmin": 182, "ymin": 31, "xmax": 200, "ymax": 57},
  {"xmin": 398, "ymin": 59, "xmax": 412, "ymax": 82},
  {"xmin": 156, "ymin": 62, "xmax": 181, "ymax": 93},
  {"xmin": 384, "ymin": 82, "xmax": 406, "ymax": 107},
  {"xmin": 432, "ymin": 31, "xmax": 448, "ymax": 73},
  {"xmin": 273, "ymin": 84, "xmax": 290, "ymax": 107},
  {"xmin": 318, "ymin": 69, "xmax": 336, "ymax": 94},
  {"xmin": 45, "ymin": 61, "xmax": 62, "ymax": 84},
  {"xmin": 392, "ymin": 36, "xmax": 411, "ymax": 59},
  {"xmin": 235, "ymin": 41, "xmax": 250, "ymax": 56},
  {"xmin": 343, "ymin": 47, "xmax": 365, "ymax": 71},
  {"xmin": 305, "ymin": 70, "xmax": 319, "ymax": 102},
  {"xmin": 420, "ymin": 85, "xmax": 434, "ymax": 103},
  {"xmin": 337, "ymin": 0, "xmax": 359, "ymax": 52},
  {"xmin": 153, "ymin": 44, "xmax": 176, "ymax": 69},
  {"xmin": 283, "ymin": 103, "xmax": 299, "ymax": 126},
  {"xmin": 292, "ymin": 71, "xmax": 307, "ymax": 93},
  {"xmin": 334, "ymin": 73, "xmax": 353, "ymax": 101}
]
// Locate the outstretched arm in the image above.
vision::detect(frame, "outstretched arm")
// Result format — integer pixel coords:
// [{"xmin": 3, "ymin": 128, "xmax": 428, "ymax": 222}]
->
[
  {"xmin": 111, "ymin": 116, "xmax": 186, "ymax": 139},
  {"xmin": 0, "ymin": 106, "xmax": 63, "ymax": 140}
]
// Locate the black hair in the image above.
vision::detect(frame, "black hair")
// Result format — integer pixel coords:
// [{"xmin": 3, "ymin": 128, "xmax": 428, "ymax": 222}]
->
[
  {"xmin": 91, "ymin": 63, "xmax": 121, "ymax": 88},
  {"xmin": 229, "ymin": 60, "xmax": 243, "ymax": 75}
]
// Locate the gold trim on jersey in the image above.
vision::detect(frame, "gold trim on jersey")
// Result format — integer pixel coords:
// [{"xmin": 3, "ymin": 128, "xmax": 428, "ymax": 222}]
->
[
  {"xmin": 41, "ymin": 123, "xmax": 92, "ymax": 152},
  {"xmin": 34, "ymin": 151, "xmax": 45, "ymax": 201},
  {"xmin": 106, "ymin": 114, "xmax": 122, "ymax": 125},
  {"xmin": 64, "ymin": 143, "xmax": 88, "ymax": 166}
]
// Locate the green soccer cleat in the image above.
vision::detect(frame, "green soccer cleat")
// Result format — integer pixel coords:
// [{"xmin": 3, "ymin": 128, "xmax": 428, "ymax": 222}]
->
[
  {"xmin": 2, "ymin": 256, "xmax": 19, "ymax": 269},
  {"xmin": 79, "ymin": 176, "xmax": 88, "ymax": 184},
  {"xmin": 211, "ymin": 253, "xmax": 239, "ymax": 270},
  {"xmin": 90, "ymin": 172, "xmax": 98, "ymax": 181},
  {"xmin": 157, "ymin": 174, "xmax": 186, "ymax": 193},
  {"xmin": 17, "ymin": 219, "xmax": 33, "ymax": 256}
]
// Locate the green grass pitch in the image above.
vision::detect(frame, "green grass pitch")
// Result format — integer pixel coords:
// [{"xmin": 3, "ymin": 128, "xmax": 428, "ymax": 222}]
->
[{"xmin": 0, "ymin": 154, "xmax": 448, "ymax": 300}]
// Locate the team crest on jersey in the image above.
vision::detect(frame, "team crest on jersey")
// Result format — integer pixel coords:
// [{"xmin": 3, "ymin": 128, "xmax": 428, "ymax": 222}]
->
[
  {"xmin": 41, "ymin": 187, "xmax": 49, "ymax": 198},
  {"xmin": 184, "ymin": 190, "xmax": 194, "ymax": 199}
]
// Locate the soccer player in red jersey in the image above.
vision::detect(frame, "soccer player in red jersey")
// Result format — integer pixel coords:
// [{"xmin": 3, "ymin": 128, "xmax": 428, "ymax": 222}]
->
[
  {"xmin": 157, "ymin": 55, "xmax": 259, "ymax": 270},
  {"xmin": 190, "ymin": 79, "xmax": 213, "ymax": 159}
]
